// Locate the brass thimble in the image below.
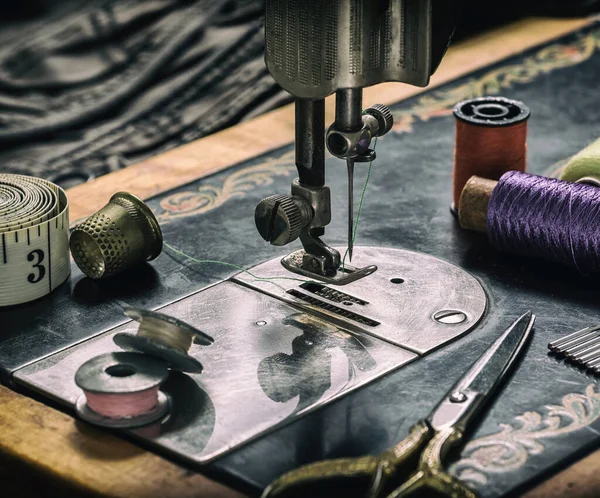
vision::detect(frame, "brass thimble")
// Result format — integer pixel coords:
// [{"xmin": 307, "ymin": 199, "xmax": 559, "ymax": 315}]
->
[{"xmin": 70, "ymin": 192, "xmax": 163, "ymax": 279}]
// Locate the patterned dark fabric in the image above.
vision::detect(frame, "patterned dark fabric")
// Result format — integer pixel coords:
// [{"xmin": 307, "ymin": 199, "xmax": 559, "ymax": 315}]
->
[
  {"xmin": 0, "ymin": 0, "xmax": 290, "ymax": 186},
  {"xmin": 0, "ymin": 0, "xmax": 598, "ymax": 187}
]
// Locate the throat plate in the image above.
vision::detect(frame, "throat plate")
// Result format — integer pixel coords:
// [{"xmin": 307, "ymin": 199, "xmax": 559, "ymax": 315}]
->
[{"xmin": 236, "ymin": 247, "xmax": 487, "ymax": 354}]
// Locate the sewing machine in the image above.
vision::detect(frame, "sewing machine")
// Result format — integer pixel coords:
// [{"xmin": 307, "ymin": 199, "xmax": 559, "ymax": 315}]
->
[
  {"xmin": 255, "ymin": 0, "xmax": 463, "ymax": 283},
  {"xmin": 2, "ymin": 3, "xmax": 600, "ymax": 497}
]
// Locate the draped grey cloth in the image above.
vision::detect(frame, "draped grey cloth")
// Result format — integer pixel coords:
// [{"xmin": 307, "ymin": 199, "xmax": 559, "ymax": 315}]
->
[
  {"xmin": 0, "ymin": 0, "xmax": 290, "ymax": 186},
  {"xmin": 0, "ymin": 0, "xmax": 597, "ymax": 187}
]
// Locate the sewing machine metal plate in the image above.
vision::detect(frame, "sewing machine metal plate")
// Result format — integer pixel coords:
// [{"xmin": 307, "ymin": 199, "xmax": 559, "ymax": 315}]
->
[
  {"xmin": 14, "ymin": 247, "xmax": 485, "ymax": 464},
  {"xmin": 235, "ymin": 247, "xmax": 486, "ymax": 354}
]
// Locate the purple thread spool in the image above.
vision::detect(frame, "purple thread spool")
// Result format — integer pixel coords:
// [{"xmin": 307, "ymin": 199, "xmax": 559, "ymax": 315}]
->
[{"xmin": 487, "ymin": 171, "xmax": 600, "ymax": 273}]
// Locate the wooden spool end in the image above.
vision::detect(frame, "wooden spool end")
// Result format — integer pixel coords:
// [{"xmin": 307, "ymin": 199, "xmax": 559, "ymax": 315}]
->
[{"xmin": 457, "ymin": 175, "xmax": 498, "ymax": 233}]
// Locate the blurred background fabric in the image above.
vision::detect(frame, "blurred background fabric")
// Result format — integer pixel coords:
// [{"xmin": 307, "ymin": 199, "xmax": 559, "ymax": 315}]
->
[{"xmin": 0, "ymin": 0, "xmax": 598, "ymax": 188}]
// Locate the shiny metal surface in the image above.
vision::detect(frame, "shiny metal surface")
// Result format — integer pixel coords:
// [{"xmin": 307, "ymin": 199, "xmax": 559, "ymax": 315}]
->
[
  {"xmin": 578, "ymin": 345, "xmax": 600, "ymax": 363},
  {"xmin": 429, "ymin": 312, "xmax": 535, "ymax": 432},
  {"xmin": 74, "ymin": 352, "xmax": 168, "ymax": 394},
  {"xmin": 240, "ymin": 247, "xmax": 487, "ymax": 354},
  {"xmin": 347, "ymin": 159, "xmax": 354, "ymax": 261},
  {"xmin": 125, "ymin": 307, "xmax": 214, "ymax": 346},
  {"xmin": 113, "ymin": 333, "xmax": 204, "ymax": 374},
  {"xmin": 290, "ymin": 179, "xmax": 331, "ymax": 230},
  {"xmin": 564, "ymin": 335, "xmax": 600, "ymax": 358},
  {"xmin": 15, "ymin": 281, "xmax": 416, "ymax": 464},
  {"xmin": 264, "ymin": 0, "xmax": 435, "ymax": 99},
  {"xmin": 550, "ymin": 324, "xmax": 600, "ymax": 373},
  {"xmin": 280, "ymin": 249, "xmax": 377, "ymax": 284},
  {"xmin": 548, "ymin": 325, "xmax": 600, "ymax": 351},
  {"xmin": 549, "ymin": 325, "xmax": 600, "ymax": 354},
  {"xmin": 259, "ymin": 314, "xmax": 534, "ymax": 498},
  {"xmin": 114, "ymin": 306, "xmax": 212, "ymax": 373},
  {"xmin": 587, "ymin": 356, "xmax": 600, "ymax": 368},
  {"xmin": 565, "ymin": 338, "xmax": 600, "ymax": 360}
]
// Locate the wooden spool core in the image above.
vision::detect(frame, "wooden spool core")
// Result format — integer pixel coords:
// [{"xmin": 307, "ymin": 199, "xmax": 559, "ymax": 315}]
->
[{"xmin": 457, "ymin": 175, "xmax": 498, "ymax": 233}]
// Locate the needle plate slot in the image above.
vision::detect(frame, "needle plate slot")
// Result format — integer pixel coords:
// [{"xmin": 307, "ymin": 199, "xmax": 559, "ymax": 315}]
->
[
  {"xmin": 298, "ymin": 282, "xmax": 368, "ymax": 305},
  {"xmin": 287, "ymin": 289, "xmax": 380, "ymax": 327}
]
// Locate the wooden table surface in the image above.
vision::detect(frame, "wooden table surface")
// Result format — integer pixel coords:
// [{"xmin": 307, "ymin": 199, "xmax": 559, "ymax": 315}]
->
[{"xmin": 2, "ymin": 17, "xmax": 599, "ymax": 498}]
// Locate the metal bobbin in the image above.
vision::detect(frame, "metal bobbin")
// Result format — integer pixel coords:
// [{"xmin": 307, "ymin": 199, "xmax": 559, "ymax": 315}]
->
[
  {"xmin": 114, "ymin": 307, "xmax": 214, "ymax": 373},
  {"xmin": 75, "ymin": 352, "xmax": 169, "ymax": 429},
  {"xmin": 70, "ymin": 192, "xmax": 163, "ymax": 279}
]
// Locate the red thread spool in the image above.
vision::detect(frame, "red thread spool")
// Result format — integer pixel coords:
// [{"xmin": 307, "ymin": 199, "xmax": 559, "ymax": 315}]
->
[{"xmin": 452, "ymin": 97, "xmax": 530, "ymax": 211}]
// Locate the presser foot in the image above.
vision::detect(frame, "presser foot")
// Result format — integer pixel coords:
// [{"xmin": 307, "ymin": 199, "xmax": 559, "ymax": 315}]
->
[{"xmin": 281, "ymin": 249, "xmax": 377, "ymax": 285}]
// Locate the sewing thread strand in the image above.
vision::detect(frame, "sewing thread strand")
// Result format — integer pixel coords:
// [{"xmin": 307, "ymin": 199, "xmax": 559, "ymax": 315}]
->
[{"xmin": 84, "ymin": 388, "xmax": 160, "ymax": 419}]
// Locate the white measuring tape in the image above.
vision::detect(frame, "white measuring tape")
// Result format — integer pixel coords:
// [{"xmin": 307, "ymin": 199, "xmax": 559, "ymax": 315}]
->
[{"xmin": 0, "ymin": 174, "xmax": 70, "ymax": 307}]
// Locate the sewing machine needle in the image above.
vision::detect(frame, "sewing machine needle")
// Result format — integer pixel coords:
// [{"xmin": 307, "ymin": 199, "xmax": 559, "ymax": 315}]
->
[{"xmin": 347, "ymin": 158, "xmax": 354, "ymax": 262}]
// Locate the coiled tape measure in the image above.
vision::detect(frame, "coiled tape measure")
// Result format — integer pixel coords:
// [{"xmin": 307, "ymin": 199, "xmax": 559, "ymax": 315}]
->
[{"xmin": 0, "ymin": 174, "xmax": 70, "ymax": 307}]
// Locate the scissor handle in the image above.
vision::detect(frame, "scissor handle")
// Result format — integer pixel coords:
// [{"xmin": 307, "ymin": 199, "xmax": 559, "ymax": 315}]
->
[
  {"xmin": 386, "ymin": 426, "xmax": 478, "ymax": 498},
  {"xmin": 261, "ymin": 453, "xmax": 380, "ymax": 498},
  {"xmin": 261, "ymin": 422, "xmax": 432, "ymax": 498},
  {"xmin": 367, "ymin": 421, "xmax": 432, "ymax": 497}
]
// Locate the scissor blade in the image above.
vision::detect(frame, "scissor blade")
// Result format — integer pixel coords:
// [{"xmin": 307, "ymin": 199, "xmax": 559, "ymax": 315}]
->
[
  {"xmin": 452, "ymin": 311, "xmax": 535, "ymax": 396},
  {"xmin": 454, "ymin": 311, "xmax": 534, "ymax": 397},
  {"xmin": 428, "ymin": 311, "xmax": 535, "ymax": 431}
]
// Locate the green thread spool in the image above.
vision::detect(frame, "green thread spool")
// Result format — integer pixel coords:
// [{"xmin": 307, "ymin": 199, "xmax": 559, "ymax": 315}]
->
[{"xmin": 560, "ymin": 137, "xmax": 600, "ymax": 186}]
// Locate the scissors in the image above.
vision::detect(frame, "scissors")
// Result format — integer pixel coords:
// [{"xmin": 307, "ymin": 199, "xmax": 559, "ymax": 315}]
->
[{"xmin": 262, "ymin": 311, "xmax": 535, "ymax": 498}]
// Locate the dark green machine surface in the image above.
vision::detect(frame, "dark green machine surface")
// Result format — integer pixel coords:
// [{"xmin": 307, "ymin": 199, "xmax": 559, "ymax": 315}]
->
[{"xmin": 2, "ymin": 23, "xmax": 600, "ymax": 497}]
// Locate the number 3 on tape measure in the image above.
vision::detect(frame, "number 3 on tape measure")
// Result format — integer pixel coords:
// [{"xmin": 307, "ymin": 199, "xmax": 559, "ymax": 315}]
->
[
  {"xmin": 0, "ymin": 175, "xmax": 70, "ymax": 307},
  {"xmin": 27, "ymin": 249, "xmax": 46, "ymax": 284}
]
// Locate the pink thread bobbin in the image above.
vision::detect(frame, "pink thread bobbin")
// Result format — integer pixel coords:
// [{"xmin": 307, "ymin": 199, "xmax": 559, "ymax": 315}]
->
[{"xmin": 75, "ymin": 352, "xmax": 169, "ymax": 429}]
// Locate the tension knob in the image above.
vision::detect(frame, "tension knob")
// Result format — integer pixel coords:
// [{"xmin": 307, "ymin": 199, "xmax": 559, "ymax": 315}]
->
[{"xmin": 364, "ymin": 104, "xmax": 394, "ymax": 137}]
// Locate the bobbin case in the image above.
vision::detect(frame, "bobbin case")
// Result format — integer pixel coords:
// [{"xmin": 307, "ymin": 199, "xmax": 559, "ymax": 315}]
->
[
  {"xmin": 70, "ymin": 192, "xmax": 163, "ymax": 279},
  {"xmin": 114, "ymin": 307, "xmax": 213, "ymax": 373},
  {"xmin": 75, "ymin": 352, "xmax": 169, "ymax": 428}
]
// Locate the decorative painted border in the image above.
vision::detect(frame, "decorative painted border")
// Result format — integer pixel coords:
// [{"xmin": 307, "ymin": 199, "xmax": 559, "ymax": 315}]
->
[
  {"xmin": 451, "ymin": 384, "xmax": 600, "ymax": 486},
  {"xmin": 390, "ymin": 29, "xmax": 600, "ymax": 135},
  {"xmin": 154, "ymin": 27, "xmax": 600, "ymax": 222},
  {"xmin": 156, "ymin": 151, "xmax": 296, "ymax": 222}
]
